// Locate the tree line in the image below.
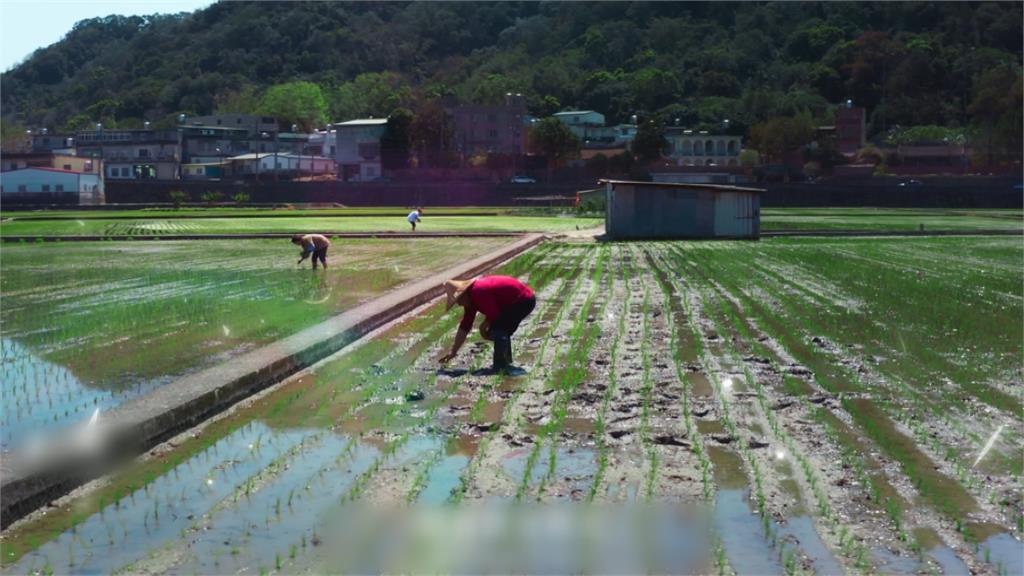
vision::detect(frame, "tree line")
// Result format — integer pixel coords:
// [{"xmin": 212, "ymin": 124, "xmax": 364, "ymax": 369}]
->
[{"xmin": 2, "ymin": 2, "xmax": 1020, "ymax": 163}]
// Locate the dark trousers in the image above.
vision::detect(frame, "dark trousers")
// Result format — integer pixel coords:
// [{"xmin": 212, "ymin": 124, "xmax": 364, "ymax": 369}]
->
[
  {"xmin": 312, "ymin": 247, "xmax": 328, "ymax": 268},
  {"xmin": 493, "ymin": 295, "xmax": 536, "ymax": 336},
  {"xmin": 491, "ymin": 295, "xmax": 536, "ymax": 369}
]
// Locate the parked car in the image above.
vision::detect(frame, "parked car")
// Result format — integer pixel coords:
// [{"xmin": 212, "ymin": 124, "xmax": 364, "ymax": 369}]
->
[
  {"xmin": 898, "ymin": 179, "xmax": 924, "ymax": 187},
  {"xmin": 510, "ymin": 175, "xmax": 536, "ymax": 184}
]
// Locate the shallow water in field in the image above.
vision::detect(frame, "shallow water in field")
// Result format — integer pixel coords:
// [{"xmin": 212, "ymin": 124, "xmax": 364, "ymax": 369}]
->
[
  {"xmin": 418, "ymin": 455, "xmax": 470, "ymax": 504},
  {"xmin": 977, "ymin": 532, "xmax": 1024, "ymax": 575},
  {"xmin": 0, "ymin": 238, "xmax": 511, "ymax": 451},
  {"xmin": 714, "ymin": 490, "xmax": 784, "ymax": 575},
  {"xmin": 929, "ymin": 544, "xmax": 970, "ymax": 575},
  {"xmin": 0, "ymin": 339, "xmax": 165, "ymax": 450}
]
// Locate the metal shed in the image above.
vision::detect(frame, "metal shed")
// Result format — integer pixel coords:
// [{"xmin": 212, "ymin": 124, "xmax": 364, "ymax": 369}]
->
[{"xmin": 601, "ymin": 179, "xmax": 763, "ymax": 240}]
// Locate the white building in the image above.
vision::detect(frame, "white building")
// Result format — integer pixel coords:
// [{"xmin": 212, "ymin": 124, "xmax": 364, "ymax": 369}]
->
[
  {"xmin": 0, "ymin": 167, "xmax": 104, "ymax": 204},
  {"xmin": 333, "ymin": 119, "xmax": 388, "ymax": 182},
  {"xmin": 223, "ymin": 153, "xmax": 336, "ymax": 177},
  {"xmin": 665, "ymin": 128, "xmax": 742, "ymax": 166},
  {"xmin": 307, "ymin": 129, "xmax": 337, "ymax": 158},
  {"xmin": 552, "ymin": 110, "xmax": 606, "ymax": 139},
  {"xmin": 552, "ymin": 111, "xmax": 636, "ymax": 148}
]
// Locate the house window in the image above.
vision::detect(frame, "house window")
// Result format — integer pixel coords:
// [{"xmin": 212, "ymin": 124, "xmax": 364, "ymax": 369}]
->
[
  {"xmin": 134, "ymin": 164, "xmax": 156, "ymax": 179},
  {"xmin": 56, "ymin": 185, "xmax": 64, "ymax": 192},
  {"xmin": 42, "ymin": 185, "xmax": 50, "ymax": 192},
  {"xmin": 489, "ymin": 129, "xmax": 498, "ymax": 138},
  {"xmin": 138, "ymin": 148, "xmax": 150, "ymax": 158},
  {"xmin": 64, "ymin": 164, "xmax": 72, "ymax": 170},
  {"xmin": 18, "ymin": 185, "xmax": 27, "ymax": 192}
]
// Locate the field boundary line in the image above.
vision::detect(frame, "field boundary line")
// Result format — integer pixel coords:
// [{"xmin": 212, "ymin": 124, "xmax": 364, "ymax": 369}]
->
[
  {"xmin": 0, "ymin": 233, "xmax": 548, "ymax": 528},
  {"xmin": 2, "ymin": 212, "xmax": 502, "ymax": 221},
  {"xmin": 1, "ymin": 232, "xmax": 526, "ymax": 242},
  {"xmin": 761, "ymin": 229, "xmax": 1022, "ymax": 237}
]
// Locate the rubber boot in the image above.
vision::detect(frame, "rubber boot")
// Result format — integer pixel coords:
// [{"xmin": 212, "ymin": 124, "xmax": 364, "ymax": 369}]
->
[{"xmin": 491, "ymin": 331, "xmax": 512, "ymax": 372}]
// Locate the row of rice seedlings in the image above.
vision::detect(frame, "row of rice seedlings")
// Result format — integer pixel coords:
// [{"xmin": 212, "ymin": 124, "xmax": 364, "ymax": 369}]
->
[
  {"xmin": 633, "ymin": 264, "xmax": 658, "ymax": 502},
  {"xmin": 449, "ymin": 244, "xmax": 589, "ymax": 503},
  {"xmin": 530, "ymin": 245, "xmax": 611, "ymax": 499},
  {"xmin": 642, "ymin": 247, "xmax": 713, "ymax": 502},
  {"xmin": 752, "ymin": 249, "xmax": 1019, "ymax": 480},
  {"xmin": 479, "ymin": 245, "xmax": 597, "ymax": 501},
  {"xmin": 681, "ymin": 243, "xmax": 993, "ymax": 562},
  {"xmin": 589, "ymin": 245, "xmax": 633, "ymax": 500},
  {"xmin": 659, "ymin": 245, "xmax": 827, "ymax": 572},
  {"xmin": 688, "ymin": 244, "xmax": 982, "ymax": 525},
  {"xmin": 697, "ymin": 267, "xmax": 876, "ymax": 571},
  {"xmin": 400, "ymin": 244, "xmax": 569, "ymax": 504},
  {"xmin": 13, "ymin": 424, "xmax": 306, "ymax": 574},
  {"xmin": 178, "ymin": 303, "xmax": 476, "ymax": 573},
  {"xmin": 512, "ymin": 251, "xmax": 604, "ymax": 499},
  {"xmin": 207, "ymin": 308, "xmax": 487, "ymax": 572},
  {"xmin": 3, "ymin": 277, "xmax": 460, "ymax": 567}
]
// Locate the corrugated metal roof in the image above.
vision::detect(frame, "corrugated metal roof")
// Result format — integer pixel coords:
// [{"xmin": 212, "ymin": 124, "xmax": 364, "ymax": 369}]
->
[
  {"xmin": 3, "ymin": 166, "xmax": 83, "ymax": 175},
  {"xmin": 599, "ymin": 179, "xmax": 765, "ymax": 194},
  {"xmin": 553, "ymin": 110, "xmax": 599, "ymax": 116},
  {"xmin": 334, "ymin": 119, "xmax": 388, "ymax": 126}
]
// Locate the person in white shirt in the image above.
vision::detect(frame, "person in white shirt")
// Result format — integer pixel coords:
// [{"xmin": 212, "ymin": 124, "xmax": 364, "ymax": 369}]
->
[{"xmin": 407, "ymin": 208, "xmax": 422, "ymax": 231}]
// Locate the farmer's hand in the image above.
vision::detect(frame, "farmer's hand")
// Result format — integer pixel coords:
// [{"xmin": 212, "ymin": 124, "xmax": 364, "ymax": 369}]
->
[{"xmin": 438, "ymin": 352, "xmax": 456, "ymax": 364}]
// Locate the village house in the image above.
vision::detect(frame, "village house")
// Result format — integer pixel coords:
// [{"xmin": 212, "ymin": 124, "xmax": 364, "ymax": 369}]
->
[
  {"xmin": 664, "ymin": 128, "xmax": 743, "ymax": 166},
  {"xmin": 76, "ymin": 128, "xmax": 181, "ymax": 181},
  {"xmin": 0, "ymin": 166, "xmax": 104, "ymax": 205},
  {"xmin": 551, "ymin": 110, "xmax": 637, "ymax": 149},
  {"xmin": 333, "ymin": 119, "xmax": 388, "ymax": 182},
  {"xmin": 448, "ymin": 94, "xmax": 528, "ymax": 157}
]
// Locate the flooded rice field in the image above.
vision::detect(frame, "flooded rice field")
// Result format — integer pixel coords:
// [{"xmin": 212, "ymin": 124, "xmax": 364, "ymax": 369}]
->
[
  {"xmin": 0, "ymin": 238, "xmax": 511, "ymax": 450},
  {"xmin": 2, "ymin": 237, "xmax": 1021, "ymax": 575}
]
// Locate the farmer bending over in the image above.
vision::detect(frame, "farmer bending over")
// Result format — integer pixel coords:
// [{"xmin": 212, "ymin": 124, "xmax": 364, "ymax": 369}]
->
[
  {"xmin": 439, "ymin": 275, "xmax": 535, "ymax": 371},
  {"xmin": 292, "ymin": 233, "xmax": 331, "ymax": 269},
  {"xmin": 407, "ymin": 208, "xmax": 422, "ymax": 231}
]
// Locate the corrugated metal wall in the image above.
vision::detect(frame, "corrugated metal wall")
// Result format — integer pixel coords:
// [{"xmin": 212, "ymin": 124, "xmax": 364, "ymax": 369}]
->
[{"xmin": 605, "ymin": 182, "xmax": 760, "ymax": 239}]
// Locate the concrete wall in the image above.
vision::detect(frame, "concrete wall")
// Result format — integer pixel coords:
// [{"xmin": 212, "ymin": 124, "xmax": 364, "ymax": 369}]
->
[{"xmin": 9, "ymin": 175, "xmax": 1017, "ymax": 208}]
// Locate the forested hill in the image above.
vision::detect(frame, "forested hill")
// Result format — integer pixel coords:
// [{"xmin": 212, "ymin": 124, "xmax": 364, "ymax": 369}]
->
[{"xmin": 2, "ymin": 1, "xmax": 1021, "ymax": 139}]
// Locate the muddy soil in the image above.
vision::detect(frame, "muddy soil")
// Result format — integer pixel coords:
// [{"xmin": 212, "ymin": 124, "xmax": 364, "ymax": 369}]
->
[{"xmin": 3, "ymin": 240, "xmax": 1020, "ymax": 576}]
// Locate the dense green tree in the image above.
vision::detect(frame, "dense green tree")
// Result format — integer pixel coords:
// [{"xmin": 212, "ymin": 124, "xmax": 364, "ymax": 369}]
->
[
  {"xmin": 329, "ymin": 72, "xmax": 411, "ymax": 121},
  {"xmin": 968, "ymin": 66, "xmax": 1023, "ymax": 164},
  {"xmin": 528, "ymin": 117, "xmax": 580, "ymax": 168},
  {"xmin": 0, "ymin": 1, "xmax": 1020, "ymax": 146},
  {"xmin": 257, "ymin": 81, "xmax": 328, "ymax": 132},
  {"xmin": 381, "ymin": 107, "xmax": 414, "ymax": 170},
  {"xmin": 214, "ymin": 85, "xmax": 262, "ymax": 115},
  {"xmin": 631, "ymin": 120, "xmax": 668, "ymax": 163},
  {"xmin": 748, "ymin": 113, "xmax": 815, "ymax": 168}
]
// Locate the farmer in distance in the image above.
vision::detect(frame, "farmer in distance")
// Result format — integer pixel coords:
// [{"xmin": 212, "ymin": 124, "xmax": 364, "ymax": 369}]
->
[
  {"xmin": 407, "ymin": 207, "xmax": 422, "ymax": 231},
  {"xmin": 292, "ymin": 233, "xmax": 331, "ymax": 269},
  {"xmin": 438, "ymin": 275, "xmax": 536, "ymax": 372}
]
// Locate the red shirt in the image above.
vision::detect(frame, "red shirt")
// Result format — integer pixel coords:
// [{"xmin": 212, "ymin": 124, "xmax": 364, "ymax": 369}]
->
[{"xmin": 458, "ymin": 275, "xmax": 534, "ymax": 331}]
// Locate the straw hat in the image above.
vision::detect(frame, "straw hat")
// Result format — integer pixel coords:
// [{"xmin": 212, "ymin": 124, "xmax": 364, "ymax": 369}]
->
[{"xmin": 444, "ymin": 278, "xmax": 476, "ymax": 310}]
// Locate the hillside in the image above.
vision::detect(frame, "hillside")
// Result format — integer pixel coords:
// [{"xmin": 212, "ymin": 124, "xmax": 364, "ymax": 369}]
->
[{"xmin": 2, "ymin": 1, "xmax": 1021, "ymax": 144}]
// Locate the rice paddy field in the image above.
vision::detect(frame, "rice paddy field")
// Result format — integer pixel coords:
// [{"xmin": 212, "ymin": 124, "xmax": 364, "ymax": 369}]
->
[
  {"xmin": 1, "ymin": 208, "xmax": 1020, "ymax": 237},
  {"xmin": 0, "ymin": 214, "xmax": 599, "ymax": 237},
  {"xmin": 759, "ymin": 208, "xmax": 1022, "ymax": 232},
  {"xmin": 0, "ymin": 237, "xmax": 512, "ymax": 450},
  {"xmin": 2, "ymin": 234, "xmax": 1021, "ymax": 575}
]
